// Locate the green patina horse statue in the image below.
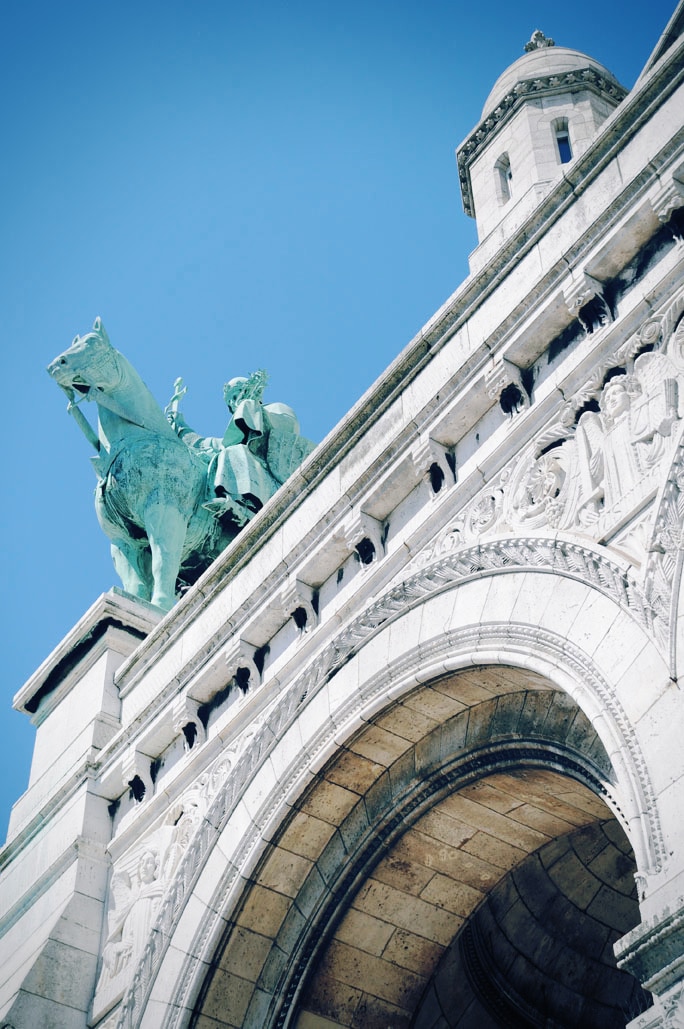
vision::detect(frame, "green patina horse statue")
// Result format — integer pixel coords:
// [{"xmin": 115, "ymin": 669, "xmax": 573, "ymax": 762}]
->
[{"xmin": 48, "ymin": 318, "xmax": 313, "ymax": 610}]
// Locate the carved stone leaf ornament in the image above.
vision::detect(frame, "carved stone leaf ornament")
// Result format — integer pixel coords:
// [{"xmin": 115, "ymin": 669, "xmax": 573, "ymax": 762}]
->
[{"xmin": 524, "ymin": 30, "xmax": 556, "ymax": 52}]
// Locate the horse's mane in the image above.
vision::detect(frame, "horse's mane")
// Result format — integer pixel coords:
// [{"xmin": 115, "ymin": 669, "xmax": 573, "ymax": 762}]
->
[{"xmin": 85, "ymin": 333, "xmax": 176, "ymax": 439}]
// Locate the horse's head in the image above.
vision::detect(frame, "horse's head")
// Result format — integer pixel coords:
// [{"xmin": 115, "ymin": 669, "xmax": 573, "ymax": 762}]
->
[{"xmin": 47, "ymin": 317, "xmax": 120, "ymax": 396}]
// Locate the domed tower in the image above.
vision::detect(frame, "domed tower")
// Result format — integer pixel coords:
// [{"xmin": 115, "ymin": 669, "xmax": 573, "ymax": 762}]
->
[{"xmin": 457, "ymin": 30, "xmax": 627, "ymax": 251}]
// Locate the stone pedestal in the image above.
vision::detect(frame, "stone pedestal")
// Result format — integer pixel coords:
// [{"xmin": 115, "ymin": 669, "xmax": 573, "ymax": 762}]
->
[{"xmin": 0, "ymin": 592, "xmax": 160, "ymax": 1028}]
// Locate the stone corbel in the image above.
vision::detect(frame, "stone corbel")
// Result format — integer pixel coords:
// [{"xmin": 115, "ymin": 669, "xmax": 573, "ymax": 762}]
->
[
  {"xmin": 485, "ymin": 356, "xmax": 530, "ymax": 415},
  {"xmin": 171, "ymin": 694, "xmax": 206, "ymax": 749},
  {"xmin": 121, "ymin": 746, "xmax": 155, "ymax": 802},
  {"xmin": 651, "ymin": 172, "xmax": 684, "ymax": 241},
  {"xmin": 341, "ymin": 511, "xmax": 385, "ymax": 566},
  {"xmin": 224, "ymin": 638, "xmax": 262, "ymax": 693},
  {"xmin": 563, "ymin": 272, "xmax": 612, "ymax": 334},
  {"xmin": 280, "ymin": 579, "xmax": 319, "ymax": 633},
  {"xmin": 410, "ymin": 436, "xmax": 456, "ymax": 490}
]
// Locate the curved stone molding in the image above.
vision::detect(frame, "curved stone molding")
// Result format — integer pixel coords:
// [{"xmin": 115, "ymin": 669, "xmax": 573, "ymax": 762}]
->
[
  {"xmin": 617, "ymin": 897, "xmax": 684, "ymax": 996},
  {"xmin": 413, "ymin": 536, "xmax": 661, "ymax": 643},
  {"xmin": 113, "ymin": 580, "xmax": 666, "ymax": 1029}
]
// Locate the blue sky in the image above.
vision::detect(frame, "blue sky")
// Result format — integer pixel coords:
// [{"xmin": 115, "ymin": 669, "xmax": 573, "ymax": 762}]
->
[{"xmin": 0, "ymin": 0, "xmax": 677, "ymax": 839}]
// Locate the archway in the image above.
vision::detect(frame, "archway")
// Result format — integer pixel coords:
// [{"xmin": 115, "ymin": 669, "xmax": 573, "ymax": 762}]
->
[
  {"xmin": 294, "ymin": 774, "xmax": 648, "ymax": 1028},
  {"xmin": 191, "ymin": 667, "xmax": 652, "ymax": 1027}
]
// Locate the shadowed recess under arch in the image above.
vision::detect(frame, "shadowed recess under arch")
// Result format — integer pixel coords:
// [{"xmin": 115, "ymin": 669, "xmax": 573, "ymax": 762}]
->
[{"xmin": 190, "ymin": 666, "xmax": 650, "ymax": 1028}]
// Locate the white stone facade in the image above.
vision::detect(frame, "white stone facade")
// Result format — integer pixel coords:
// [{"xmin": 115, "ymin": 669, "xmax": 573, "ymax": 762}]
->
[{"xmin": 2, "ymin": 8, "xmax": 684, "ymax": 1028}]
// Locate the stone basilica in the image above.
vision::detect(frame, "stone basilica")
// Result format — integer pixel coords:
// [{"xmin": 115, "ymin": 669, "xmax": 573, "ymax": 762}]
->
[{"xmin": 2, "ymin": 7, "xmax": 684, "ymax": 1028}]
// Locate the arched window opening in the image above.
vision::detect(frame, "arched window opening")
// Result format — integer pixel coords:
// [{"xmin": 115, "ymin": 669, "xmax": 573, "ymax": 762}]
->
[
  {"xmin": 554, "ymin": 118, "xmax": 573, "ymax": 163},
  {"xmin": 495, "ymin": 153, "xmax": 512, "ymax": 203}
]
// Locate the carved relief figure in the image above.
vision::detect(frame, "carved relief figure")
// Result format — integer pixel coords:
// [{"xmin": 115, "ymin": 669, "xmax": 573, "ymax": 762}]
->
[
  {"xmin": 506, "ymin": 446, "xmax": 580, "ymax": 531},
  {"xmin": 453, "ymin": 333, "xmax": 682, "ymax": 552},
  {"xmin": 576, "ymin": 358, "xmax": 678, "ymax": 521},
  {"xmin": 101, "ymin": 850, "xmax": 164, "ymax": 980},
  {"xmin": 95, "ymin": 797, "xmax": 206, "ymax": 1007}
]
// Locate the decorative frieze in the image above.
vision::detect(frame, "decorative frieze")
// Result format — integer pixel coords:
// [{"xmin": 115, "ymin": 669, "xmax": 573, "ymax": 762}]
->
[
  {"xmin": 94, "ymin": 744, "xmax": 242, "ymax": 1021},
  {"xmin": 431, "ymin": 302, "xmax": 684, "ymax": 575}
]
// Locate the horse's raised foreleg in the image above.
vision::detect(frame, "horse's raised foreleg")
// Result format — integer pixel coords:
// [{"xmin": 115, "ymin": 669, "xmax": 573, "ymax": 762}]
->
[{"xmin": 144, "ymin": 503, "xmax": 189, "ymax": 611}]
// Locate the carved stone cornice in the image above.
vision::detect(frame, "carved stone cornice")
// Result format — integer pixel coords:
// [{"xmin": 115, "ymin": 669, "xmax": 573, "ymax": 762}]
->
[
  {"xmin": 223, "ymin": 638, "xmax": 262, "ymax": 692},
  {"xmin": 279, "ymin": 579, "xmax": 319, "ymax": 633},
  {"xmin": 457, "ymin": 68, "xmax": 628, "ymax": 217},
  {"xmin": 563, "ymin": 271, "xmax": 613, "ymax": 333},
  {"xmin": 409, "ymin": 435, "xmax": 455, "ymax": 485}
]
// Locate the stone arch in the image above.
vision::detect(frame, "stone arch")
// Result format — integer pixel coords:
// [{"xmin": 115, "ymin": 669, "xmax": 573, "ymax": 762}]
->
[
  {"xmin": 191, "ymin": 669, "xmax": 651, "ymax": 1027},
  {"xmin": 411, "ymin": 819, "xmax": 648, "ymax": 1027},
  {"xmin": 127, "ymin": 570, "xmax": 668, "ymax": 1029}
]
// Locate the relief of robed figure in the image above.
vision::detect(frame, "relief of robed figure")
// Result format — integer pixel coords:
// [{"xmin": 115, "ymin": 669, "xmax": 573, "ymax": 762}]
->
[
  {"xmin": 48, "ymin": 318, "xmax": 315, "ymax": 610},
  {"xmin": 575, "ymin": 354, "xmax": 679, "ymax": 523}
]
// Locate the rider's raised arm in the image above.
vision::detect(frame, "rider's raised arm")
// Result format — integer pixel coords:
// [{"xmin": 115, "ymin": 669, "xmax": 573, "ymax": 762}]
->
[
  {"xmin": 164, "ymin": 380, "xmax": 222, "ymax": 458},
  {"xmin": 171, "ymin": 417, "xmax": 222, "ymax": 459}
]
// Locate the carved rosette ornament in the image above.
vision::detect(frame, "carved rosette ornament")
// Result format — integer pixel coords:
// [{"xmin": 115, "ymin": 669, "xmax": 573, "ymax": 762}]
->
[
  {"xmin": 505, "ymin": 446, "xmax": 579, "ymax": 531},
  {"xmin": 467, "ymin": 490, "xmax": 502, "ymax": 535}
]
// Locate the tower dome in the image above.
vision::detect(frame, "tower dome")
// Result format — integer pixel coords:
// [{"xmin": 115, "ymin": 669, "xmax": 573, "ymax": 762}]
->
[
  {"xmin": 481, "ymin": 43, "xmax": 622, "ymax": 119},
  {"xmin": 457, "ymin": 31, "xmax": 627, "ymax": 246}
]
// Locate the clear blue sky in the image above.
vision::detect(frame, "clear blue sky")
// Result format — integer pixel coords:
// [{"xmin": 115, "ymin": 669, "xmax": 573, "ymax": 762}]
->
[{"xmin": 0, "ymin": 0, "xmax": 676, "ymax": 839}]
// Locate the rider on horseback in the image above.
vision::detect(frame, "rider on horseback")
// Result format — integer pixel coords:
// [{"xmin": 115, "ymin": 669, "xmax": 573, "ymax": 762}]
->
[{"xmin": 166, "ymin": 370, "xmax": 312, "ymax": 517}]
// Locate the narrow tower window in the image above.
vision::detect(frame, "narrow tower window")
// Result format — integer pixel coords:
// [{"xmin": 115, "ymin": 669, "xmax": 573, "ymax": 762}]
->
[
  {"xmin": 495, "ymin": 153, "xmax": 512, "ymax": 203},
  {"xmin": 554, "ymin": 118, "xmax": 572, "ymax": 163}
]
